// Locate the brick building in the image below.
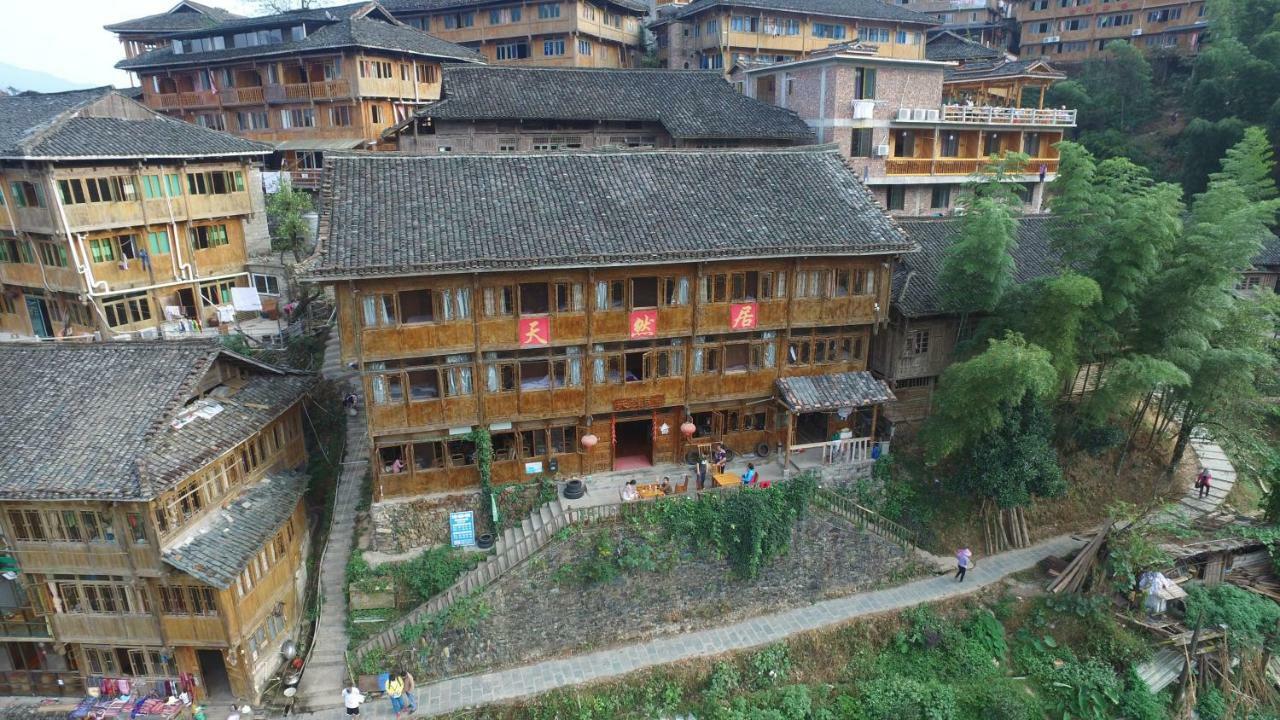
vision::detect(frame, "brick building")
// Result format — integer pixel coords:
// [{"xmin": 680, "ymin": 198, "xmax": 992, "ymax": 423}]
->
[
  {"xmin": 740, "ymin": 41, "xmax": 1073, "ymax": 215},
  {"xmin": 383, "ymin": 65, "xmax": 815, "ymax": 152}
]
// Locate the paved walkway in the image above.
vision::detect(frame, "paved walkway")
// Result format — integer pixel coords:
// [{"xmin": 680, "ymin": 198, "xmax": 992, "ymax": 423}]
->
[
  {"xmin": 1153, "ymin": 429, "xmax": 1237, "ymax": 523},
  {"xmin": 293, "ymin": 330, "xmax": 368, "ymax": 711},
  {"xmin": 293, "ymin": 534, "xmax": 1084, "ymax": 718}
]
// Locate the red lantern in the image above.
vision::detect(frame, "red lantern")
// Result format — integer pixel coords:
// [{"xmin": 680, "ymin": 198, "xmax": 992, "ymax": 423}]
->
[
  {"xmin": 580, "ymin": 433, "xmax": 599, "ymax": 450},
  {"xmin": 680, "ymin": 421, "xmax": 697, "ymax": 437}
]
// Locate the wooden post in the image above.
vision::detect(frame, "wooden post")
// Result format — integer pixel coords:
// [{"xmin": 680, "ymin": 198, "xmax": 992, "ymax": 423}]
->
[
  {"xmin": 1038, "ymin": 84, "xmax": 1047, "ymax": 109},
  {"xmin": 869, "ymin": 404, "xmax": 879, "ymax": 441}
]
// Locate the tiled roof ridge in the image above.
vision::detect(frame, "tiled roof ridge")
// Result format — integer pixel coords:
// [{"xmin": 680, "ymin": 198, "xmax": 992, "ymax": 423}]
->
[
  {"xmin": 336, "ymin": 142, "xmax": 842, "ymax": 161},
  {"xmin": 443, "ymin": 65, "xmax": 733, "ymax": 74},
  {"xmin": 133, "ymin": 345, "xmax": 226, "ymax": 498},
  {"xmin": 665, "ymin": 0, "xmax": 941, "ymax": 25},
  {"xmin": 4, "ymin": 87, "xmax": 114, "ymax": 155}
]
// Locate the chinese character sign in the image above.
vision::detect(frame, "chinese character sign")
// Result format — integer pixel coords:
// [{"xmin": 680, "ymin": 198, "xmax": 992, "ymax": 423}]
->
[
  {"xmin": 730, "ymin": 302, "xmax": 758, "ymax": 330},
  {"xmin": 628, "ymin": 309, "xmax": 658, "ymax": 339},
  {"xmin": 518, "ymin": 317, "xmax": 550, "ymax": 347}
]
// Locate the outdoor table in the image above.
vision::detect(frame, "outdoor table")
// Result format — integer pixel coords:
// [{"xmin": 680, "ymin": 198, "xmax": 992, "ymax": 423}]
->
[
  {"xmin": 636, "ymin": 483, "xmax": 664, "ymax": 499},
  {"xmin": 712, "ymin": 473, "xmax": 741, "ymax": 488}
]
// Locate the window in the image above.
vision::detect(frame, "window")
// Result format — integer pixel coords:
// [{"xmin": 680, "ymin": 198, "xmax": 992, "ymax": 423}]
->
[
  {"xmin": 0, "ymin": 237, "xmax": 33, "ymax": 264},
  {"xmin": 280, "ymin": 107, "xmax": 316, "ymax": 129},
  {"xmin": 88, "ymin": 237, "xmax": 117, "ymax": 263},
  {"xmin": 887, "ymin": 185, "xmax": 905, "ymax": 211},
  {"xmin": 252, "ymin": 273, "xmax": 280, "ymax": 295},
  {"xmin": 37, "ymin": 242, "xmax": 68, "ymax": 268},
  {"xmin": 700, "ymin": 53, "xmax": 724, "ymax": 70},
  {"xmin": 692, "ymin": 333, "xmax": 774, "ymax": 374},
  {"xmin": 578, "ymin": 39, "xmax": 592, "ymax": 55},
  {"xmin": 1097, "ymin": 12, "xmax": 1133, "ymax": 26},
  {"xmin": 760, "ymin": 17, "xmax": 798, "ymax": 35},
  {"xmin": 700, "ymin": 270, "xmax": 785, "ymax": 303},
  {"xmin": 483, "ymin": 285, "xmax": 515, "ymax": 317},
  {"xmin": 58, "ymin": 176, "xmax": 138, "ymax": 205},
  {"xmin": 1023, "ymin": 132, "xmax": 1041, "ymax": 157},
  {"xmin": 329, "ymin": 106, "xmax": 352, "ymax": 126},
  {"xmin": 236, "ymin": 110, "xmax": 269, "ymax": 130},
  {"xmin": 10, "ymin": 181, "xmax": 44, "ymax": 208},
  {"xmin": 359, "ymin": 60, "xmax": 394, "ymax": 78},
  {"xmin": 186, "ymin": 171, "xmax": 244, "ymax": 195},
  {"xmin": 412, "ymin": 441, "xmax": 445, "ymax": 471},
  {"xmin": 56, "ymin": 580, "xmax": 148, "ymax": 615},
  {"xmin": 858, "ymin": 27, "xmax": 891, "ymax": 43},
  {"xmin": 398, "ymin": 289, "xmax": 436, "ymax": 323},
  {"xmin": 103, "ymin": 292, "xmax": 152, "ymax": 328},
  {"xmin": 1060, "ymin": 17, "xmax": 1088, "ymax": 30},
  {"xmin": 853, "ymin": 67, "xmax": 877, "ymax": 99},
  {"xmin": 191, "ymin": 224, "xmax": 230, "ymax": 250},
  {"xmin": 730, "ymin": 15, "xmax": 759, "ymax": 32},
  {"xmin": 896, "ymin": 30, "xmax": 918, "ymax": 44},
  {"xmin": 7, "ymin": 510, "xmax": 45, "ymax": 541},
  {"xmin": 904, "ymin": 329, "xmax": 930, "ymax": 356},
  {"xmin": 538, "ymin": 2, "xmax": 560, "ymax": 18},
  {"xmin": 812, "ymin": 23, "xmax": 846, "ymax": 39},
  {"xmin": 147, "ymin": 231, "xmax": 171, "ymax": 255},
  {"xmin": 940, "ymin": 132, "xmax": 959, "ymax": 157},
  {"xmin": 849, "ymin": 128, "xmax": 874, "ymax": 158},
  {"xmin": 1033, "ymin": 21, "xmax": 1051, "ymax": 33},
  {"xmin": 496, "ymin": 41, "xmax": 530, "ymax": 60},
  {"xmin": 200, "ymin": 280, "xmax": 233, "ymax": 305},
  {"xmin": 193, "ymin": 113, "xmax": 226, "ymax": 131},
  {"xmin": 930, "ymin": 185, "xmax": 953, "ymax": 209},
  {"xmin": 788, "ymin": 327, "xmax": 864, "ymax": 366},
  {"xmin": 592, "ymin": 341, "xmax": 682, "ymax": 384},
  {"xmin": 441, "ymin": 11, "xmax": 475, "ymax": 28},
  {"xmin": 543, "ymin": 38, "xmax": 566, "ymax": 56}
]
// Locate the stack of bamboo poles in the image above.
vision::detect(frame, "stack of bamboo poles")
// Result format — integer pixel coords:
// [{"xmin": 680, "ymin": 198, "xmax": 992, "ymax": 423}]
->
[
  {"xmin": 982, "ymin": 500, "xmax": 1032, "ymax": 555},
  {"xmin": 1047, "ymin": 520, "xmax": 1113, "ymax": 593}
]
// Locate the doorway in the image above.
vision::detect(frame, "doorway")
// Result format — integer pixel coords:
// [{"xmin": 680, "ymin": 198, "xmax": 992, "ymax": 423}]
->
[
  {"xmin": 25, "ymin": 297, "xmax": 51, "ymax": 338},
  {"xmin": 196, "ymin": 649, "xmax": 233, "ymax": 701},
  {"xmin": 177, "ymin": 288, "xmax": 197, "ymax": 319},
  {"xmin": 613, "ymin": 419, "xmax": 653, "ymax": 471},
  {"xmin": 794, "ymin": 412, "xmax": 832, "ymax": 444}
]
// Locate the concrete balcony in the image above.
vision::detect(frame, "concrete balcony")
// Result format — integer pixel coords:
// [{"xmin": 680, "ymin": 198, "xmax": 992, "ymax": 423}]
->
[{"xmin": 893, "ymin": 105, "xmax": 1077, "ymax": 127}]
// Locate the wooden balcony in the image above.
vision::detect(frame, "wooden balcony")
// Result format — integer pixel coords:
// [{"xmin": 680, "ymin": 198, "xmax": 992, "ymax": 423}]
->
[
  {"xmin": 150, "ymin": 80, "xmax": 353, "ymax": 110},
  {"xmin": 288, "ymin": 170, "xmax": 323, "ymax": 190},
  {"xmin": 50, "ymin": 613, "xmax": 162, "ymax": 645},
  {"xmin": 220, "ymin": 86, "xmax": 265, "ymax": 105},
  {"xmin": 885, "ymin": 158, "xmax": 1059, "ymax": 176},
  {"xmin": 0, "ymin": 670, "xmax": 83, "ymax": 697},
  {"xmin": 938, "ymin": 104, "xmax": 1077, "ymax": 127},
  {"xmin": 264, "ymin": 79, "xmax": 353, "ymax": 102}
]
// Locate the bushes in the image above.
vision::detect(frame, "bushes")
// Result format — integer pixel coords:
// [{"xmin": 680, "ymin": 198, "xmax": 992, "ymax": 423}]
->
[
  {"xmin": 391, "ymin": 545, "xmax": 485, "ymax": 603},
  {"xmin": 651, "ymin": 472, "xmax": 817, "ymax": 579},
  {"xmin": 1185, "ymin": 583, "xmax": 1280, "ymax": 651},
  {"xmin": 857, "ymin": 676, "xmax": 959, "ymax": 720}
]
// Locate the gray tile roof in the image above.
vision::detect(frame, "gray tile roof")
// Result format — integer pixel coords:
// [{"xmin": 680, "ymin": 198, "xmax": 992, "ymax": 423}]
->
[
  {"xmin": 302, "ymin": 146, "xmax": 917, "ymax": 279},
  {"xmin": 162, "ymin": 471, "xmax": 307, "ymax": 588},
  {"xmin": 945, "ymin": 58, "xmax": 1064, "ymax": 82},
  {"xmin": 0, "ymin": 341, "xmax": 313, "ymax": 501},
  {"xmin": 658, "ymin": 0, "xmax": 940, "ymax": 26},
  {"xmin": 776, "ymin": 370, "xmax": 896, "ymax": 412},
  {"xmin": 105, "ymin": 1, "xmax": 242, "ymax": 34},
  {"xmin": 926, "ymin": 30, "xmax": 1003, "ymax": 62},
  {"xmin": 118, "ymin": 13, "xmax": 483, "ymax": 71},
  {"xmin": 1255, "ymin": 234, "xmax": 1280, "ymax": 267},
  {"xmin": 394, "ymin": 65, "xmax": 814, "ymax": 141},
  {"xmin": 384, "ymin": 0, "xmax": 649, "ymax": 15},
  {"xmin": 0, "ymin": 87, "xmax": 270, "ymax": 160},
  {"xmin": 893, "ymin": 215, "xmax": 1061, "ymax": 318}
]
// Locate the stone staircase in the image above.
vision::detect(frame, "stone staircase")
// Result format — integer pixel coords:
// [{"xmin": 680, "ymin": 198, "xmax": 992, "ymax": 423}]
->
[
  {"xmin": 812, "ymin": 488, "xmax": 954, "ymax": 573},
  {"xmin": 293, "ymin": 328, "xmax": 367, "ymax": 712},
  {"xmin": 357, "ymin": 497, "xmax": 578, "ymax": 657}
]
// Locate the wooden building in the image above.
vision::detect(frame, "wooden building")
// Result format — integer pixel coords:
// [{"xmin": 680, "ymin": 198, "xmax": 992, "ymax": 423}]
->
[
  {"xmin": 106, "ymin": 1, "xmax": 245, "ymax": 65},
  {"xmin": 740, "ymin": 40, "xmax": 1072, "ymax": 216},
  {"xmin": 381, "ymin": 0, "xmax": 648, "ymax": 68},
  {"xmin": 302, "ymin": 146, "xmax": 911, "ymax": 500},
  {"xmin": 1013, "ymin": 0, "xmax": 1207, "ymax": 63},
  {"xmin": 110, "ymin": 2, "xmax": 483, "ymax": 187},
  {"xmin": 383, "ymin": 65, "xmax": 815, "ymax": 153},
  {"xmin": 1238, "ymin": 235, "xmax": 1280, "ymax": 296},
  {"xmin": 0, "ymin": 87, "xmax": 272, "ymax": 341},
  {"xmin": 870, "ymin": 215, "xmax": 1059, "ymax": 422},
  {"xmin": 0, "ymin": 341, "xmax": 314, "ymax": 701},
  {"xmin": 651, "ymin": 0, "xmax": 940, "ymax": 72}
]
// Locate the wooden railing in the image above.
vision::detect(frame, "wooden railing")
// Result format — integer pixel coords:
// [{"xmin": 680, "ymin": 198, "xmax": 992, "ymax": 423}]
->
[
  {"xmin": 812, "ymin": 488, "xmax": 919, "ymax": 550},
  {"xmin": 220, "ymin": 86, "xmax": 265, "ymax": 105},
  {"xmin": 939, "ymin": 104, "xmax": 1077, "ymax": 126},
  {"xmin": 790, "ymin": 436, "xmax": 879, "ymax": 465},
  {"xmin": 886, "ymin": 158, "xmax": 1059, "ymax": 176}
]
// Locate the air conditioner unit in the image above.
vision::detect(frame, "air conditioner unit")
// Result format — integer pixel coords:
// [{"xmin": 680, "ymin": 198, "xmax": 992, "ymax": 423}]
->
[
  {"xmin": 896, "ymin": 107, "xmax": 913, "ymax": 121},
  {"xmin": 924, "ymin": 108, "xmax": 940, "ymax": 121},
  {"xmin": 873, "ymin": 144, "xmax": 891, "ymax": 156},
  {"xmin": 1130, "ymin": 28, "xmax": 1143, "ymax": 35},
  {"xmin": 1042, "ymin": 35, "xmax": 1060, "ymax": 43},
  {"xmin": 911, "ymin": 108, "xmax": 929, "ymax": 121}
]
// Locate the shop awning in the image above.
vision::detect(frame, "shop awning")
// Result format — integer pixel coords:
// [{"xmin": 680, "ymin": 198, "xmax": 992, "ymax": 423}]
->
[
  {"xmin": 775, "ymin": 371, "xmax": 896, "ymax": 413},
  {"xmin": 272, "ymin": 138, "xmax": 367, "ymax": 151}
]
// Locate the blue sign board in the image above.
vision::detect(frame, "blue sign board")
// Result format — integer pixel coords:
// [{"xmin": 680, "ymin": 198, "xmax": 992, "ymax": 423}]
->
[{"xmin": 449, "ymin": 511, "xmax": 476, "ymax": 547}]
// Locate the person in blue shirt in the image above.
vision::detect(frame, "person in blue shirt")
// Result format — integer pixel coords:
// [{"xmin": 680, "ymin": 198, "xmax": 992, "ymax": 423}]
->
[{"xmin": 742, "ymin": 463, "xmax": 757, "ymax": 485}]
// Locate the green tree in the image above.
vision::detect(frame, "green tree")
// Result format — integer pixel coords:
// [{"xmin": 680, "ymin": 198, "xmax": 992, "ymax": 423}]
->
[
  {"xmin": 1211, "ymin": 125, "xmax": 1279, "ymax": 201},
  {"xmin": 1047, "ymin": 41, "xmax": 1157, "ymax": 163},
  {"xmin": 954, "ymin": 395, "xmax": 1065, "ymax": 508},
  {"xmin": 1047, "ymin": 142, "xmax": 1103, "ymax": 268},
  {"xmin": 994, "ymin": 273, "xmax": 1102, "ymax": 383},
  {"xmin": 266, "ymin": 181, "xmax": 315, "ymax": 263},
  {"xmin": 921, "ymin": 333, "xmax": 1058, "ymax": 464}
]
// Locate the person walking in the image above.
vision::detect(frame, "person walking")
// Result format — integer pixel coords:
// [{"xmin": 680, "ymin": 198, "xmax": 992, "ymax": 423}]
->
[
  {"xmin": 386, "ymin": 672, "xmax": 406, "ymax": 720},
  {"xmin": 1196, "ymin": 467, "xmax": 1212, "ymax": 500},
  {"xmin": 402, "ymin": 669, "xmax": 418, "ymax": 714},
  {"xmin": 955, "ymin": 547, "xmax": 973, "ymax": 582},
  {"xmin": 341, "ymin": 684, "xmax": 365, "ymax": 717}
]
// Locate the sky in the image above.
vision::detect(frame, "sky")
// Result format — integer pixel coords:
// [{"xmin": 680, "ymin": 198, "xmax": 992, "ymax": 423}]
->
[{"xmin": 2, "ymin": 0, "xmax": 258, "ymax": 89}]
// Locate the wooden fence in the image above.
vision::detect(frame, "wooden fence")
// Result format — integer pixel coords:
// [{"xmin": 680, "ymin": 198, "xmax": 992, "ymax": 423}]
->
[{"xmin": 812, "ymin": 488, "xmax": 919, "ymax": 550}]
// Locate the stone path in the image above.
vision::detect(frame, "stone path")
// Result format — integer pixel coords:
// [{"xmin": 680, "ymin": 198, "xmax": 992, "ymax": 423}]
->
[
  {"xmin": 1155, "ymin": 429, "xmax": 1237, "ymax": 523},
  {"xmin": 292, "ymin": 533, "xmax": 1085, "ymax": 719},
  {"xmin": 293, "ymin": 330, "xmax": 368, "ymax": 711}
]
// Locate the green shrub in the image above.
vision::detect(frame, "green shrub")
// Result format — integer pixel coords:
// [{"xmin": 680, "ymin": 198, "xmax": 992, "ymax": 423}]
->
[
  {"xmin": 1197, "ymin": 685, "xmax": 1228, "ymax": 720},
  {"xmin": 858, "ymin": 675, "xmax": 959, "ymax": 720},
  {"xmin": 749, "ymin": 644, "xmax": 792, "ymax": 688},
  {"xmin": 1185, "ymin": 583, "xmax": 1280, "ymax": 651},
  {"xmin": 704, "ymin": 662, "xmax": 742, "ymax": 705},
  {"xmin": 1117, "ymin": 670, "xmax": 1167, "ymax": 720},
  {"xmin": 391, "ymin": 545, "xmax": 484, "ymax": 602},
  {"xmin": 967, "ymin": 680, "xmax": 1042, "ymax": 720}
]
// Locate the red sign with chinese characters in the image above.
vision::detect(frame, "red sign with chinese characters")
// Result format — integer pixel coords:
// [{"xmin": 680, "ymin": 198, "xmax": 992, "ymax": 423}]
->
[
  {"xmin": 628, "ymin": 309, "xmax": 658, "ymax": 339},
  {"xmin": 518, "ymin": 317, "xmax": 550, "ymax": 347},
  {"xmin": 730, "ymin": 302, "xmax": 758, "ymax": 330}
]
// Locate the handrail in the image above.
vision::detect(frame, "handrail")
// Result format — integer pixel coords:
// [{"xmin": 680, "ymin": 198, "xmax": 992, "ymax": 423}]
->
[{"xmin": 812, "ymin": 488, "xmax": 918, "ymax": 550}]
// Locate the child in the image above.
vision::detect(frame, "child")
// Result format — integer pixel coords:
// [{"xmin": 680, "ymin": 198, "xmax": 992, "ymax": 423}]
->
[
  {"xmin": 742, "ymin": 463, "xmax": 757, "ymax": 485},
  {"xmin": 342, "ymin": 684, "xmax": 365, "ymax": 717}
]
